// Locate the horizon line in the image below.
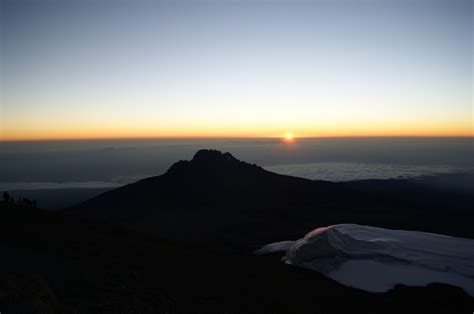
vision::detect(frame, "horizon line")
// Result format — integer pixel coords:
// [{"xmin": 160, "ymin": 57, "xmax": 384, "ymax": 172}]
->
[{"xmin": 1, "ymin": 134, "xmax": 473, "ymax": 143}]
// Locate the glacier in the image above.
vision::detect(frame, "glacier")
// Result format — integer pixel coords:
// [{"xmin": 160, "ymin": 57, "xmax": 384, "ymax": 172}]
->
[{"xmin": 256, "ymin": 224, "xmax": 474, "ymax": 296}]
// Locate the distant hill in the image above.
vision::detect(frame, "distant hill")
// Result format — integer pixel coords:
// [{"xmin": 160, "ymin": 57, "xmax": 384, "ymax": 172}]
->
[{"xmin": 69, "ymin": 150, "xmax": 474, "ymax": 250}]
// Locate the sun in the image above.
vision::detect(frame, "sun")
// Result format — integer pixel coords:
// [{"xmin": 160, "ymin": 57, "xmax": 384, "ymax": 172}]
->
[{"xmin": 284, "ymin": 133, "xmax": 294, "ymax": 141}]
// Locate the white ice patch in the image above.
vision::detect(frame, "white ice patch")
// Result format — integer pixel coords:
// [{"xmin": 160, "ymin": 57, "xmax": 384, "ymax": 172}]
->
[{"xmin": 257, "ymin": 224, "xmax": 474, "ymax": 296}]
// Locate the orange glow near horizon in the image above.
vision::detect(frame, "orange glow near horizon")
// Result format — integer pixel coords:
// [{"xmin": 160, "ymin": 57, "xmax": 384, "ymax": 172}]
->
[
  {"xmin": 1, "ymin": 121, "xmax": 472, "ymax": 142},
  {"xmin": 1, "ymin": 109, "xmax": 473, "ymax": 142}
]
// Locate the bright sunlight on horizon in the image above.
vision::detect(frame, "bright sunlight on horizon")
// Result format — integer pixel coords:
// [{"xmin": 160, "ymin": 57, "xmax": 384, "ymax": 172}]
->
[{"xmin": 1, "ymin": 0, "xmax": 472, "ymax": 141}]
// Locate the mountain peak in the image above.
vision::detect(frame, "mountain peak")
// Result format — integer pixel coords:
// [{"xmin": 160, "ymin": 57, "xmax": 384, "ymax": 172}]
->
[
  {"xmin": 165, "ymin": 149, "xmax": 261, "ymax": 176},
  {"xmin": 192, "ymin": 149, "xmax": 238, "ymax": 163}
]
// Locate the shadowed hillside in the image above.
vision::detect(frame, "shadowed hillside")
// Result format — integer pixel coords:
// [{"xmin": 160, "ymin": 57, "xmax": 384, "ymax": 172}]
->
[
  {"xmin": 70, "ymin": 150, "xmax": 474, "ymax": 250},
  {"xmin": 1, "ymin": 201, "xmax": 473, "ymax": 313}
]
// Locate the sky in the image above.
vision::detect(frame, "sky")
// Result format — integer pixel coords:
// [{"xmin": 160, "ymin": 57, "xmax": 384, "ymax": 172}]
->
[{"xmin": 0, "ymin": 0, "xmax": 472, "ymax": 140}]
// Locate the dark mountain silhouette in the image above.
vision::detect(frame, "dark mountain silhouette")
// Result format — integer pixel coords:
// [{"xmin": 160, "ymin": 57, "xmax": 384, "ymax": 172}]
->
[
  {"xmin": 2, "ymin": 150, "xmax": 474, "ymax": 312},
  {"xmin": 70, "ymin": 150, "xmax": 474, "ymax": 249}
]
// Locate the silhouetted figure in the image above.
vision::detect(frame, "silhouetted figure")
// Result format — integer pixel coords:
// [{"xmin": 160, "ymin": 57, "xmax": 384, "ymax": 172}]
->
[
  {"xmin": 22, "ymin": 197, "xmax": 32, "ymax": 207},
  {"xmin": 2, "ymin": 191, "xmax": 10, "ymax": 203},
  {"xmin": 33, "ymin": 199, "xmax": 37, "ymax": 208}
]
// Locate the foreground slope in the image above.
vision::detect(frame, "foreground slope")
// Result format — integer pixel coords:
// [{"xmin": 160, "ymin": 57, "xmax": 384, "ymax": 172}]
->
[{"xmin": 1, "ymin": 202, "xmax": 473, "ymax": 313}]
